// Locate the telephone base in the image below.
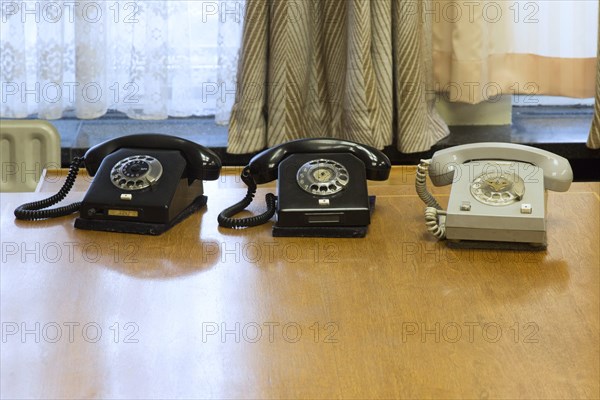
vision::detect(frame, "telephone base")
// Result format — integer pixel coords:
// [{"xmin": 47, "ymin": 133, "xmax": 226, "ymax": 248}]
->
[
  {"xmin": 446, "ymin": 239, "xmax": 547, "ymax": 251},
  {"xmin": 74, "ymin": 195, "xmax": 207, "ymax": 235},
  {"xmin": 272, "ymin": 225, "xmax": 368, "ymax": 238},
  {"xmin": 272, "ymin": 196, "xmax": 376, "ymax": 238}
]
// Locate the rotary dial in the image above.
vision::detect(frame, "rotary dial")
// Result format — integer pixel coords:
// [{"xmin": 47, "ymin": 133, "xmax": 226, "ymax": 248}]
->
[
  {"xmin": 470, "ymin": 167, "xmax": 525, "ymax": 206},
  {"xmin": 296, "ymin": 159, "xmax": 349, "ymax": 196},
  {"xmin": 110, "ymin": 155, "xmax": 163, "ymax": 191}
]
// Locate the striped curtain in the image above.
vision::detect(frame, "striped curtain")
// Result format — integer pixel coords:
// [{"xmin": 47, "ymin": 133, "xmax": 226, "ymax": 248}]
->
[
  {"xmin": 227, "ymin": 0, "xmax": 449, "ymax": 154},
  {"xmin": 589, "ymin": 4, "xmax": 600, "ymax": 149}
]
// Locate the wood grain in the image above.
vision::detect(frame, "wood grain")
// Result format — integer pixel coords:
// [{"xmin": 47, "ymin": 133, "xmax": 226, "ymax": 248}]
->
[{"xmin": 1, "ymin": 167, "xmax": 598, "ymax": 399}]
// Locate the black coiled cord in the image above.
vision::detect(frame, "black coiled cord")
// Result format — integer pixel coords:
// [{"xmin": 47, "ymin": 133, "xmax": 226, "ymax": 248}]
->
[
  {"xmin": 217, "ymin": 167, "xmax": 277, "ymax": 228},
  {"xmin": 14, "ymin": 157, "xmax": 84, "ymax": 220}
]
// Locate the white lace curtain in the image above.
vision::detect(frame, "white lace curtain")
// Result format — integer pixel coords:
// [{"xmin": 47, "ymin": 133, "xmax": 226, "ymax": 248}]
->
[{"xmin": 0, "ymin": 0, "xmax": 244, "ymax": 122}]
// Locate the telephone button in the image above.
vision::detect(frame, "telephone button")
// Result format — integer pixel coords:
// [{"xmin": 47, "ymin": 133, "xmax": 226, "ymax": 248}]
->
[
  {"xmin": 520, "ymin": 204, "xmax": 532, "ymax": 214},
  {"xmin": 120, "ymin": 194, "xmax": 133, "ymax": 201},
  {"xmin": 460, "ymin": 201, "xmax": 471, "ymax": 211}
]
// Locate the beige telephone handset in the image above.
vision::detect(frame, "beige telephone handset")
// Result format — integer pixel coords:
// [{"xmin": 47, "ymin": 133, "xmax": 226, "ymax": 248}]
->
[{"xmin": 416, "ymin": 143, "xmax": 573, "ymax": 249}]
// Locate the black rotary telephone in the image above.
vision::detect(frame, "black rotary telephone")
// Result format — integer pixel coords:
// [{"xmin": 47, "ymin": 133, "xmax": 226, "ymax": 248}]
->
[
  {"xmin": 218, "ymin": 138, "xmax": 391, "ymax": 237},
  {"xmin": 14, "ymin": 134, "xmax": 221, "ymax": 235}
]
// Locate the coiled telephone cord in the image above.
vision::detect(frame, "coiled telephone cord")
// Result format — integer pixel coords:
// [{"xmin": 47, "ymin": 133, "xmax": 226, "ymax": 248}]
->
[
  {"xmin": 217, "ymin": 167, "xmax": 277, "ymax": 228},
  {"xmin": 424, "ymin": 207, "xmax": 447, "ymax": 240},
  {"xmin": 415, "ymin": 159, "xmax": 441, "ymax": 209},
  {"xmin": 14, "ymin": 157, "xmax": 84, "ymax": 220},
  {"xmin": 416, "ymin": 159, "xmax": 446, "ymax": 239}
]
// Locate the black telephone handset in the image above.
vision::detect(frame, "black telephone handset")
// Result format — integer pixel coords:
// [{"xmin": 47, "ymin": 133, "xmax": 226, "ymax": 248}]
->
[
  {"xmin": 83, "ymin": 134, "xmax": 221, "ymax": 182},
  {"xmin": 218, "ymin": 138, "xmax": 391, "ymax": 234},
  {"xmin": 15, "ymin": 134, "xmax": 222, "ymax": 235},
  {"xmin": 246, "ymin": 139, "xmax": 392, "ymax": 184}
]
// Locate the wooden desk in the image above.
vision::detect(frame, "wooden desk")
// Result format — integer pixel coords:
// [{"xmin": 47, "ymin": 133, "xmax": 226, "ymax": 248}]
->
[{"xmin": 2, "ymin": 167, "xmax": 599, "ymax": 399}]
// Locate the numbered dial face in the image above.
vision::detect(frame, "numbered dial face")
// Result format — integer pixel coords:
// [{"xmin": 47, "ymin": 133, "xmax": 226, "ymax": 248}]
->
[
  {"xmin": 470, "ymin": 169, "xmax": 525, "ymax": 206},
  {"xmin": 296, "ymin": 159, "xmax": 349, "ymax": 196},
  {"xmin": 110, "ymin": 155, "xmax": 163, "ymax": 191}
]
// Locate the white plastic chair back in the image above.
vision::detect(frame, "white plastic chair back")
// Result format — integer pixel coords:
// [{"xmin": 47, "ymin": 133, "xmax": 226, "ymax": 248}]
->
[{"xmin": 0, "ymin": 120, "xmax": 61, "ymax": 192}]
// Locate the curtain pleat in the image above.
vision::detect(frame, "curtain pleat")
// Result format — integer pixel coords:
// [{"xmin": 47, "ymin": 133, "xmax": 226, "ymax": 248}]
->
[
  {"xmin": 395, "ymin": 1, "xmax": 449, "ymax": 153},
  {"xmin": 227, "ymin": 0, "xmax": 449, "ymax": 154},
  {"xmin": 588, "ymin": 4, "xmax": 600, "ymax": 149}
]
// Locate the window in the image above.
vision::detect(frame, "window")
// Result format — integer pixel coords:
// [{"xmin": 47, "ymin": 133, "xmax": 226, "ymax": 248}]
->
[{"xmin": 1, "ymin": 1, "xmax": 244, "ymax": 121}]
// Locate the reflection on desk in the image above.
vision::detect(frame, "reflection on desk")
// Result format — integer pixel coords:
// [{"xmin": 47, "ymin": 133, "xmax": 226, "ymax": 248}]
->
[{"xmin": 1, "ymin": 167, "xmax": 599, "ymax": 399}]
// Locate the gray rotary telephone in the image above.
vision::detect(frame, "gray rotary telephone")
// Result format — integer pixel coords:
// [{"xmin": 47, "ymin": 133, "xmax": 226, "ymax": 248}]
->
[{"xmin": 416, "ymin": 143, "xmax": 573, "ymax": 249}]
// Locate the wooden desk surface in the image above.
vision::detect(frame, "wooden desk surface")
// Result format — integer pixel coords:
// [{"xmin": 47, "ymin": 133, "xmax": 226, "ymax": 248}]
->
[{"xmin": 1, "ymin": 167, "xmax": 599, "ymax": 399}]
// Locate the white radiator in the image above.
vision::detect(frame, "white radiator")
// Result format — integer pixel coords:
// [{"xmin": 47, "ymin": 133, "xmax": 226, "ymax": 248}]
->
[{"xmin": 0, "ymin": 120, "xmax": 61, "ymax": 192}]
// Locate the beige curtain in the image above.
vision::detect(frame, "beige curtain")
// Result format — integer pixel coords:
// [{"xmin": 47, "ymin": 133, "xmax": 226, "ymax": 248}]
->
[
  {"xmin": 589, "ymin": 4, "xmax": 600, "ymax": 149},
  {"xmin": 227, "ymin": 0, "xmax": 449, "ymax": 154},
  {"xmin": 433, "ymin": 1, "xmax": 597, "ymax": 103}
]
